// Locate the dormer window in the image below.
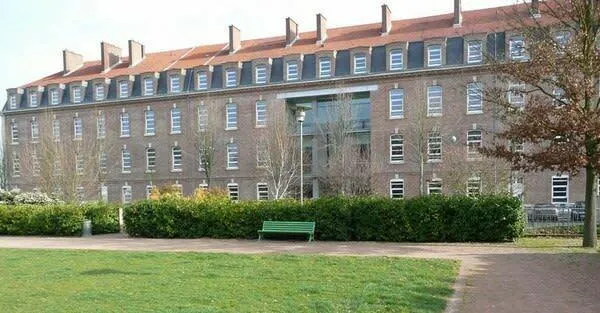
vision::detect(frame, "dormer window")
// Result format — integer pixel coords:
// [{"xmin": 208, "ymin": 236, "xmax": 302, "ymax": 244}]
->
[
  {"xmin": 353, "ymin": 54, "xmax": 367, "ymax": 74},
  {"xmin": 95, "ymin": 84, "xmax": 105, "ymax": 101},
  {"xmin": 8, "ymin": 94, "xmax": 17, "ymax": 109},
  {"xmin": 389, "ymin": 49, "xmax": 403, "ymax": 70},
  {"xmin": 50, "ymin": 88, "xmax": 60, "ymax": 105},
  {"xmin": 170, "ymin": 75, "xmax": 181, "ymax": 93},
  {"xmin": 143, "ymin": 78, "xmax": 154, "ymax": 96},
  {"xmin": 467, "ymin": 41, "xmax": 483, "ymax": 64},
  {"xmin": 255, "ymin": 65, "xmax": 267, "ymax": 84},
  {"xmin": 197, "ymin": 71, "xmax": 208, "ymax": 89},
  {"xmin": 226, "ymin": 69, "xmax": 237, "ymax": 88},
  {"xmin": 319, "ymin": 57, "xmax": 331, "ymax": 78},
  {"xmin": 72, "ymin": 86, "xmax": 83, "ymax": 103},
  {"xmin": 29, "ymin": 92, "xmax": 38, "ymax": 107},
  {"xmin": 427, "ymin": 45, "xmax": 442, "ymax": 67},
  {"xmin": 119, "ymin": 80, "xmax": 129, "ymax": 98},
  {"xmin": 286, "ymin": 61, "xmax": 299, "ymax": 81}
]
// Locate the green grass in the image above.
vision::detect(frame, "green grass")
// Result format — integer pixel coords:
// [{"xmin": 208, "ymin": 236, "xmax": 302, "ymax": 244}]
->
[
  {"xmin": 515, "ymin": 237, "xmax": 600, "ymax": 253},
  {"xmin": 0, "ymin": 249, "xmax": 459, "ymax": 313}
]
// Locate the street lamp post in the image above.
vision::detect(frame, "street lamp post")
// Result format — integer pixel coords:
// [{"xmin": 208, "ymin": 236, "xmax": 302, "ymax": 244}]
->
[{"xmin": 296, "ymin": 109, "xmax": 306, "ymax": 205}]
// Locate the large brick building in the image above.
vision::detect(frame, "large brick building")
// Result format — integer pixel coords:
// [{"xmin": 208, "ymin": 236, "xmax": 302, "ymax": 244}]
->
[{"xmin": 1, "ymin": 0, "xmax": 586, "ymax": 204}]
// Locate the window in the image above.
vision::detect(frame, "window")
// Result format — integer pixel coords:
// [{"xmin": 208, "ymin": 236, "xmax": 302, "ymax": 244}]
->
[
  {"xmin": 255, "ymin": 101, "xmax": 267, "ymax": 127},
  {"xmin": 12, "ymin": 152, "xmax": 20, "ymax": 177},
  {"xmin": 75, "ymin": 154, "xmax": 84, "ymax": 175},
  {"xmin": 29, "ymin": 92, "xmax": 38, "ymax": 107},
  {"xmin": 146, "ymin": 185, "xmax": 156, "ymax": 199},
  {"xmin": 170, "ymin": 75, "xmax": 181, "ymax": 93},
  {"xmin": 226, "ymin": 69, "xmax": 237, "ymax": 88},
  {"xmin": 30, "ymin": 119, "xmax": 39, "ymax": 141},
  {"xmin": 390, "ymin": 134, "xmax": 404, "ymax": 163},
  {"xmin": 510, "ymin": 139, "xmax": 524, "ymax": 153},
  {"xmin": 9, "ymin": 94, "xmax": 16, "ymax": 109},
  {"xmin": 467, "ymin": 176, "xmax": 481, "ymax": 197},
  {"xmin": 555, "ymin": 31, "xmax": 569, "ymax": 51},
  {"xmin": 146, "ymin": 148, "xmax": 156, "ymax": 172},
  {"xmin": 353, "ymin": 54, "xmax": 367, "ymax": 74},
  {"xmin": 119, "ymin": 81, "xmax": 129, "ymax": 98},
  {"xmin": 198, "ymin": 105, "xmax": 208, "ymax": 131},
  {"xmin": 257, "ymin": 183, "xmax": 269, "ymax": 200},
  {"xmin": 427, "ymin": 45, "xmax": 442, "ymax": 67},
  {"xmin": 73, "ymin": 117, "xmax": 83, "ymax": 140},
  {"xmin": 52, "ymin": 119, "xmax": 60, "ymax": 141},
  {"xmin": 508, "ymin": 82, "xmax": 525, "ymax": 107},
  {"xmin": 99, "ymin": 151, "xmax": 108, "ymax": 174},
  {"xmin": 198, "ymin": 148, "xmax": 206, "ymax": 171},
  {"xmin": 287, "ymin": 61, "xmax": 299, "ymax": 81},
  {"xmin": 226, "ymin": 103, "xmax": 237, "ymax": 130},
  {"xmin": 467, "ymin": 130, "xmax": 482, "ymax": 159},
  {"xmin": 172, "ymin": 146, "xmax": 182, "ymax": 171},
  {"xmin": 428, "ymin": 180, "xmax": 443, "ymax": 195},
  {"xmin": 122, "ymin": 185, "xmax": 132, "ymax": 204},
  {"xmin": 227, "ymin": 143, "xmax": 239, "ymax": 169},
  {"xmin": 121, "ymin": 149, "xmax": 132, "ymax": 173},
  {"xmin": 389, "ymin": 49, "xmax": 403, "ymax": 70},
  {"xmin": 467, "ymin": 83, "xmax": 483, "ymax": 113},
  {"xmin": 145, "ymin": 109, "xmax": 155, "ymax": 135},
  {"xmin": 467, "ymin": 41, "xmax": 483, "ymax": 64},
  {"xmin": 389, "ymin": 179, "xmax": 404, "ymax": 199},
  {"xmin": 256, "ymin": 142, "xmax": 268, "ymax": 168},
  {"xmin": 197, "ymin": 71, "xmax": 208, "ymax": 89},
  {"xmin": 255, "ymin": 65, "xmax": 267, "ymax": 84},
  {"xmin": 427, "ymin": 86, "xmax": 443, "ymax": 116},
  {"xmin": 551, "ymin": 175, "xmax": 569, "ymax": 203},
  {"xmin": 95, "ymin": 84, "xmax": 105, "ymax": 101},
  {"xmin": 553, "ymin": 88, "xmax": 567, "ymax": 106},
  {"xmin": 119, "ymin": 112, "xmax": 130, "ymax": 137},
  {"xmin": 428, "ymin": 131, "xmax": 442, "ymax": 161},
  {"xmin": 97, "ymin": 114, "xmax": 106, "ymax": 139},
  {"xmin": 389, "ymin": 89, "xmax": 405, "ymax": 118},
  {"xmin": 76, "ymin": 186, "xmax": 85, "ymax": 201},
  {"xmin": 509, "ymin": 36, "xmax": 527, "ymax": 61},
  {"xmin": 50, "ymin": 88, "xmax": 60, "ymax": 105},
  {"xmin": 227, "ymin": 183, "xmax": 239, "ymax": 201},
  {"xmin": 143, "ymin": 78, "xmax": 154, "ymax": 96},
  {"xmin": 319, "ymin": 57, "xmax": 331, "ymax": 78},
  {"xmin": 10, "ymin": 121, "xmax": 19, "ymax": 144},
  {"xmin": 72, "ymin": 86, "xmax": 82, "ymax": 103},
  {"xmin": 100, "ymin": 184, "xmax": 108, "ymax": 202},
  {"xmin": 171, "ymin": 107, "xmax": 181, "ymax": 134},
  {"xmin": 32, "ymin": 150, "xmax": 40, "ymax": 176}
]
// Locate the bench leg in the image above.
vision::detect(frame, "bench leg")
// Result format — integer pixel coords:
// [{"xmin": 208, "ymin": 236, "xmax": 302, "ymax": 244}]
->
[
  {"xmin": 258, "ymin": 233, "xmax": 262, "ymax": 241},
  {"xmin": 308, "ymin": 234, "xmax": 314, "ymax": 242}
]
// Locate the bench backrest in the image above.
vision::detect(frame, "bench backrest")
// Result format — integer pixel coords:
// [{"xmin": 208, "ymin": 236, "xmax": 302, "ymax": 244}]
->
[{"xmin": 262, "ymin": 221, "xmax": 315, "ymax": 232}]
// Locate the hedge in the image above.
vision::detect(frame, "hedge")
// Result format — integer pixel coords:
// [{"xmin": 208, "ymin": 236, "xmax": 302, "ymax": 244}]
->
[
  {"xmin": 124, "ymin": 195, "xmax": 525, "ymax": 242},
  {"xmin": 0, "ymin": 202, "xmax": 120, "ymax": 236}
]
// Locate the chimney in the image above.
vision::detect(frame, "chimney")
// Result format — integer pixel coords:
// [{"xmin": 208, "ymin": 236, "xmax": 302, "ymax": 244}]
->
[
  {"xmin": 316, "ymin": 14, "xmax": 328, "ymax": 44},
  {"xmin": 530, "ymin": 0, "xmax": 541, "ymax": 18},
  {"xmin": 286, "ymin": 17, "xmax": 299, "ymax": 47},
  {"xmin": 229, "ymin": 25, "xmax": 241, "ymax": 54},
  {"xmin": 453, "ymin": 0, "xmax": 462, "ymax": 27},
  {"xmin": 381, "ymin": 4, "xmax": 392, "ymax": 35},
  {"xmin": 62, "ymin": 50, "xmax": 83, "ymax": 74},
  {"xmin": 128, "ymin": 40, "xmax": 145, "ymax": 67},
  {"xmin": 101, "ymin": 42, "xmax": 122, "ymax": 72}
]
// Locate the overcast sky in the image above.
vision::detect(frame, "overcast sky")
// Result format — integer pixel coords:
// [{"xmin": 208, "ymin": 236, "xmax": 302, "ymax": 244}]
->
[{"xmin": 0, "ymin": 0, "xmax": 521, "ymax": 106}]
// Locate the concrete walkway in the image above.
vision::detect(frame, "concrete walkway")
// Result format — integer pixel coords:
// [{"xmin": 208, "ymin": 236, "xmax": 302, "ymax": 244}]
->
[{"xmin": 0, "ymin": 235, "xmax": 598, "ymax": 313}]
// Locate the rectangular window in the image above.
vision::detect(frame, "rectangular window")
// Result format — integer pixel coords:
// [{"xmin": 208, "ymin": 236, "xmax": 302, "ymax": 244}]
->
[
  {"xmin": 287, "ymin": 61, "xmax": 299, "ymax": 81},
  {"xmin": 198, "ymin": 105, "xmax": 208, "ymax": 131},
  {"xmin": 552, "ymin": 175, "xmax": 569, "ymax": 203},
  {"xmin": 428, "ymin": 45, "xmax": 442, "ymax": 67},
  {"xmin": 75, "ymin": 186, "xmax": 85, "ymax": 201},
  {"xmin": 97, "ymin": 114, "xmax": 106, "ymax": 139},
  {"xmin": 29, "ymin": 92, "xmax": 38, "ymax": 107},
  {"xmin": 172, "ymin": 146, "xmax": 183, "ymax": 171},
  {"xmin": 146, "ymin": 185, "xmax": 155, "ymax": 199},
  {"xmin": 553, "ymin": 88, "xmax": 567, "ymax": 106},
  {"xmin": 467, "ymin": 83, "xmax": 483, "ymax": 113},
  {"xmin": 255, "ymin": 66, "xmax": 267, "ymax": 84},
  {"xmin": 467, "ymin": 176, "xmax": 481, "ymax": 197},
  {"xmin": 198, "ymin": 183, "xmax": 209, "ymax": 191},
  {"xmin": 119, "ymin": 81, "xmax": 129, "ymax": 98},
  {"xmin": 143, "ymin": 78, "xmax": 154, "ymax": 96},
  {"xmin": 120, "ymin": 112, "xmax": 130, "ymax": 137},
  {"xmin": 255, "ymin": 101, "xmax": 267, "ymax": 127},
  {"xmin": 353, "ymin": 54, "xmax": 367, "ymax": 74},
  {"xmin": 227, "ymin": 183, "xmax": 239, "ymax": 201},
  {"xmin": 9, "ymin": 95, "xmax": 16, "ymax": 109},
  {"xmin": 226, "ymin": 103, "xmax": 237, "ymax": 130},
  {"xmin": 227, "ymin": 143, "xmax": 239, "ymax": 169},
  {"xmin": 121, "ymin": 149, "xmax": 132, "ymax": 173},
  {"xmin": 257, "ymin": 183, "xmax": 269, "ymax": 200},
  {"xmin": 389, "ymin": 49, "xmax": 403, "ymax": 70},
  {"xmin": 72, "ymin": 86, "xmax": 82, "ymax": 103},
  {"xmin": 198, "ymin": 148, "xmax": 206, "ymax": 171},
  {"xmin": 510, "ymin": 139, "xmax": 524, "ymax": 153},
  {"xmin": 427, "ymin": 86, "xmax": 443, "ymax": 116},
  {"xmin": 555, "ymin": 31, "xmax": 570, "ymax": 51},
  {"xmin": 467, "ymin": 41, "xmax": 483, "ymax": 64},
  {"xmin": 95, "ymin": 84, "xmax": 105, "ymax": 101},
  {"xmin": 428, "ymin": 131, "xmax": 442, "ymax": 161},
  {"xmin": 508, "ymin": 82, "xmax": 525, "ymax": 107},
  {"xmin": 389, "ymin": 89, "xmax": 405, "ymax": 118},
  {"xmin": 467, "ymin": 130, "xmax": 482, "ymax": 159},
  {"xmin": 145, "ymin": 110, "xmax": 155, "ymax": 136},
  {"xmin": 122, "ymin": 185, "xmax": 132, "ymax": 204},
  {"xmin": 319, "ymin": 57, "xmax": 331, "ymax": 78},
  {"xmin": 32, "ymin": 151, "xmax": 40, "ymax": 176},
  {"xmin": 170, "ymin": 75, "xmax": 181, "ymax": 93},
  {"xmin": 146, "ymin": 148, "xmax": 156, "ymax": 172},
  {"xmin": 10, "ymin": 121, "xmax": 19, "ymax": 144},
  {"xmin": 256, "ymin": 142, "xmax": 268, "ymax": 168},
  {"xmin": 30, "ymin": 119, "xmax": 39, "ymax": 141},
  {"xmin": 197, "ymin": 71, "xmax": 208, "ymax": 89},
  {"xmin": 389, "ymin": 179, "xmax": 404, "ymax": 199},
  {"xmin": 226, "ymin": 69, "xmax": 237, "ymax": 88},
  {"xmin": 390, "ymin": 134, "xmax": 404, "ymax": 163},
  {"xmin": 99, "ymin": 151, "xmax": 108, "ymax": 174},
  {"xmin": 75, "ymin": 154, "xmax": 84, "ymax": 175},
  {"xmin": 100, "ymin": 184, "xmax": 108, "ymax": 202},
  {"xmin": 428, "ymin": 180, "xmax": 443, "ymax": 195},
  {"xmin": 12, "ymin": 153, "xmax": 20, "ymax": 177},
  {"xmin": 50, "ymin": 89, "xmax": 60, "ymax": 105},
  {"xmin": 52, "ymin": 119, "xmax": 60, "ymax": 141},
  {"xmin": 171, "ymin": 108, "xmax": 181, "ymax": 134},
  {"xmin": 510, "ymin": 36, "xmax": 527, "ymax": 61},
  {"xmin": 73, "ymin": 117, "xmax": 83, "ymax": 140}
]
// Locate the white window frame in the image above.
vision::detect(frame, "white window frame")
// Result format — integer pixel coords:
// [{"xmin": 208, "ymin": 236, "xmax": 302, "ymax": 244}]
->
[
  {"xmin": 198, "ymin": 183, "xmax": 209, "ymax": 191},
  {"xmin": 100, "ymin": 184, "xmax": 108, "ymax": 202},
  {"xmin": 171, "ymin": 146, "xmax": 183, "ymax": 172},
  {"xmin": 353, "ymin": 54, "xmax": 367, "ymax": 74},
  {"xmin": 145, "ymin": 109, "xmax": 156, "ymax": 136},
  {"xmin": 10, "ymin": 121, "xmax": 19, "ymax": 144},
  {"xmin": 170, "ymin": 107, "xmax": 182, "ymax": 134},
  {"xmin": 52, "ymin": 119, "xmax": 60, "ymax": 141},
  {"xmin": 50, "ymin": 88, "xmax": 60, "ymax": 105},
  {"xmin": 146, "ymin": 185, "xmax": 156, "ymax": 199},
  {"xmin": 95, "ymin": 84, "xmax": 105, "ymax": 101},
  {"xmin": 286, "ymin": 61, "xmax": 299, "ymax": 81},
  {"xmin": 120, "ymin": 112, "xmax": 130, "ymax": 137},
  {"xmin": 551, "ymin": 175, "xmax": 569, "ymax": 204},
  {"xmin": 508, "ymin": 82, "xmax": 525, "ymax": 107},
  {"xmin": 73, "ymin": 117, "xmax": 83, "ymax": 140},
  {"xmin": 9, "ymin": 94, "xmax": 17, "ymax": 109},
  {"xmin": 318, "ymin": 57, "xmax": 331, "ymax": 78},
  {"xmin": 143, "ymin": 78, "xmax": 154, "ymax": 96},
  {"xmin": 122, "ymin": 185, "xmax": 132, "ymax": 204},
  {"xmin": 121, "ymin": 149, "xmax": 132, "ymax": 173},
  {"xmin": 509, "ymin": 36, "xmax": 528, "ymax": 61},
  {"xmin": 467, "ymin": 82, "xmax": 483, "ymax": 114},
  {"xmin": 30, "ymin": 118, "xmax": 39, "ymax": 141},
  {"xmin": 255, "ymin": 101, "xmax": 267, "ymax": 127},
  {"xmin": 256, "ymin": 142, "xmax": 268, "ymax": 168},
  {"xmin": 97, "ymin": 114, "xmax": 106, "ymax": 139},
  {"xmin": 99, "ymin": 151, "xmax": 108, "ymax": 174},
  {"xmin": 389, "ymin": 134, "xmax": 404, "ymax": 163},
  {"xmin": 198, "ymin": 148, "xmax": 206, "ymax": 171},
  {"xmin": 226, "ymin": 69, "xmax": 237, "ymax": 88},
  {"xmin": 389, "ymin": 49, "xmax": 403, "ymax": 70},
  {"xmin": 12, "ymin": 152, "xmax": 20, "ymax": 177},
  {"xmin": 255, "ymin": 65, "xmax": 267, "ymax": 84},
  {"xmin": 389, "ymin": 179, "xmax": 404, "ymax": 199},
  {"xmin": 227, "ymin": 142, "xmax": 239, "ymax": 170},
  {"xmin": 427, "ymin": 131, "xmax": 442, "ymax": 162},
  {"xmin": 428, "ymin": 179, "xmax": 443, "ymax": 195},
  {"xmin": 146, "ymin": 148, "xmax": 156, "ymax": 173},
  {"xmin": 75, "ymin": 153, "xmax": 84, "ymax": 176},
  {"xmin": 197, "ymin": 71, "xmax": 208, "ymax": 89},
  {"xmin": 467, "ymin": 130, "xmax": 483, "ymax": 160},
  {"xmin": 226, "ymin": 103, "xmax": 237, "ymax": 130},
  {"xmin": 72, "ymin": 86, "xmax": 83, "ymax": 103},
  {"xmin": 29, "ymin": 92, "xmax": 38, "ymax": 107},
  {"xmin": 198, "ymin": 105, "xmax": 208, "ymax": 132},
  {"xmin": 257, "ymin": 183, "xmax": 269, "ymax": 200},
  {"xmin": 170, "ymin": 74, "xmax": 181, "ymax": 93},
  {"xmin": 467, "ymin": 176, "xmax": 482, "ymax": 197},
  {"xmin": 389, "ymin": 89, "xmax": 405, "ymax": 119},
  {"xmin": 227, "ymin": 183, "xmax": 239, "ymax": 201},
  {"xmin": 119, "ymin": 80, "xmax": 129, "ymax": 98},
  {"xmin": 427, "ymin": 45, "xmax": 442, "ymax": 67},
  {"xmin": 427, "ymin": 85, "xmax": 443, "ymax": 116},
  {"xmin": 467, "ymin": 41, "xmax": 483, "ymax": 64}
]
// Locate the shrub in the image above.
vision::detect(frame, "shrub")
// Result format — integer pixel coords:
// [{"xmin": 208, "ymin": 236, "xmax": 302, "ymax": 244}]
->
[
  {"xmin": 124, "ymin": 195, "xmax": 524, "ymax": 242},
  {"xmin": 81, "ymin": 202, "xmax": 120, "ymax": 234}
]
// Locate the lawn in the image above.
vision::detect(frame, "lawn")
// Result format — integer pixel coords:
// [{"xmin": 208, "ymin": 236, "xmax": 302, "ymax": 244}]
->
[
  {"xmin": 0, "ymin": 249, "xmax": 458, "ymax": 313},
  {"xmin": 515, "ymin": 236, "xmax": 600, "ymax": 253}
]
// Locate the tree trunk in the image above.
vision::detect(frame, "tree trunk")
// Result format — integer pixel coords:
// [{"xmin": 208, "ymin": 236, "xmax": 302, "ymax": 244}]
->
[
  {"xmin": 419, "ymin": 155, "xmax": 425, "ymax": 196},
  {"xmin": 583, "ymin": 165, "xmax": 598, "ymax": 248}
]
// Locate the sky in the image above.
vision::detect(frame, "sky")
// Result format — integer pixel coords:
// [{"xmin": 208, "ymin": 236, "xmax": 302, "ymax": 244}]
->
[{"xmin": 0, "ymin": 0, "xmax": 521, "ymax": 106}]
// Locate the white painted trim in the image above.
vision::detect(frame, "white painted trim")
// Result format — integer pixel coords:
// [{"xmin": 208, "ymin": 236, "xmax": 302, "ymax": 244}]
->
[{"xmin": 277, "ymin": 84, "xmax": 378, "ymax": 99}]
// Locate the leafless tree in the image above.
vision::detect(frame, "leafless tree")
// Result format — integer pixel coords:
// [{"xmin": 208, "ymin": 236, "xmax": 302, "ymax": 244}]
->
[{"xmin": 194, "ymin": 98, "xmax": 220, "ymax": 187}]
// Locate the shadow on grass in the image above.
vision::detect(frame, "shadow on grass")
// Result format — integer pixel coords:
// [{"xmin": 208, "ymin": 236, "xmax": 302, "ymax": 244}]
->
[{"xmin": 80, "ymin": 268, "xmax": 152, "ymax": 276}]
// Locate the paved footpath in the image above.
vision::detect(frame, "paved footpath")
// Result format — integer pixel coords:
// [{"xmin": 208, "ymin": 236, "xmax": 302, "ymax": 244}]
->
[{"xmin": 0, "ymin": 235, "xmax": 598, "ymax": 313}]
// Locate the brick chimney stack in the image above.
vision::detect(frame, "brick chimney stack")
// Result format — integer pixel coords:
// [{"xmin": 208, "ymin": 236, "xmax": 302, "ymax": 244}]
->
[
  {"xmin": 128, "ymin": 40, "xmax": 145, "ymax": 67},
  {"xmin": 381, "ymin": 4, "xmax": 392, "ymax": 35},
  {"xmin": 62, "ymin": 50, "xmax": 83, "ymax": 74},
  {"xmin": 453, "ymin": 0, "xmax": 463, "ymax": 27},
  {"xmin": 101, "ymin": 42, "xmax": 122, "ymax": 72},
  {"xmin": 316, "ymin": 14, "xmax": 327, "ymax": 44},
  {"xmin": 229, "ymin": 25, "xmax": 241, "ymax": 54},
  {"xmin": 286, "ymin": 17, "xmax": 299, "ymax": 47}
]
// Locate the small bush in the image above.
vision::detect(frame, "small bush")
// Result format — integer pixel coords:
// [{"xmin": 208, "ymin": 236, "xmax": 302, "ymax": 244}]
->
[{"xmin": 81, "ymin": 202, "xmax": 120, "ymax": 234}]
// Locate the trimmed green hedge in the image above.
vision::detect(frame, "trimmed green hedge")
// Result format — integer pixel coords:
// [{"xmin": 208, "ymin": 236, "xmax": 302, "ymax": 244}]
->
[
  {"xmin": 0, "ymin": 203, "xmax": 120, "ymax": 236},
  {"xmin": 124, "ymin": 195, "xmax": 525, "ymax": 242}
]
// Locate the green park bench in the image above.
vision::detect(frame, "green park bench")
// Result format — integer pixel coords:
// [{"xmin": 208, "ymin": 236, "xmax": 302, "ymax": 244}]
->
[{"xmin": 258, "ymin": 221, "xmax": 315, "ymax": 242}]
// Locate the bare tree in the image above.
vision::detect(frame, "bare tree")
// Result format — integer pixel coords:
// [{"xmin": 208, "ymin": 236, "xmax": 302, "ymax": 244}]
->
[{"xmin": 194, "ymin": 98, "xmax": 220, "ymax": 187}]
